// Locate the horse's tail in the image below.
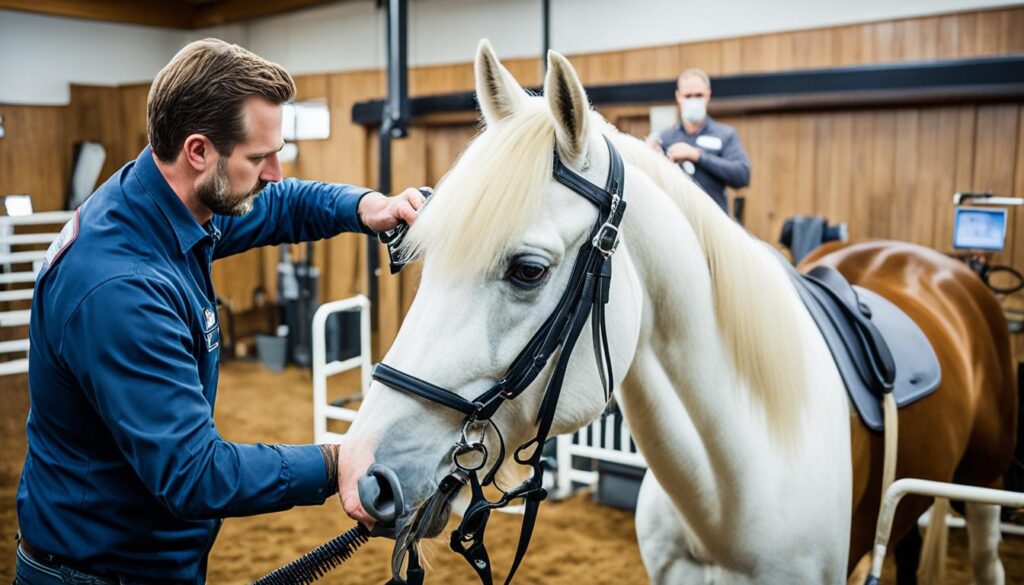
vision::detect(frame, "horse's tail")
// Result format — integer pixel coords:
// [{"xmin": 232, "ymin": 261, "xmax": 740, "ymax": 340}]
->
[{"xmin": 917, "ymin": 496, "xmax": 950, "ymax": 585}]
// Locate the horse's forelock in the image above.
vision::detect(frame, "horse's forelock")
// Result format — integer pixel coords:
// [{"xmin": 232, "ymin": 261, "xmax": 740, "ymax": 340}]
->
[{"xmin": 402, "ymin": 102, "xmax": 556, "ymax": 281}]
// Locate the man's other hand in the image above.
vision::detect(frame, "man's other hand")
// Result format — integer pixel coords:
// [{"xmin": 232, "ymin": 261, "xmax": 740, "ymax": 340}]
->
[
  {"xmin": 666, "ymin": 142, "xmax": 702, "ymax": 163},
  {"xmin": 358, "ymin": 188, "xmax": 427, "ymax": 233}
]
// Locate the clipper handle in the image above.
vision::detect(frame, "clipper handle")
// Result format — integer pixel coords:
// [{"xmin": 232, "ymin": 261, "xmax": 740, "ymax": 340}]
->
[{"xmin": 379, "ymin": 187, "xmax": 433, "ymax": 274}]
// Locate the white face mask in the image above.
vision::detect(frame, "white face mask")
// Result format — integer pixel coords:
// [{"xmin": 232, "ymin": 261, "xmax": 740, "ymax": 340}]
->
[{"xmin": 682, "ymin": 98, "xmax": 707, "ymax": 124}]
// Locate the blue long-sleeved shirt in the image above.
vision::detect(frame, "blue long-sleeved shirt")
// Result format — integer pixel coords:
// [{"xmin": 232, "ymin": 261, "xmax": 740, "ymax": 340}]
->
[
  {"xmin": 658, "ymin": 116, "xmax": 751, "ymax": 212},
  {"xmin": 17, "ymin": 146, "xmax": 371, "ymax": 583}
]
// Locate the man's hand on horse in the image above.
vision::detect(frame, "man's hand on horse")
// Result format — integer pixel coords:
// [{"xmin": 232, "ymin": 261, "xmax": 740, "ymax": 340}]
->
[{"xmin": 358, "ymin": 188, "xmax": 427, "ymax": 233}]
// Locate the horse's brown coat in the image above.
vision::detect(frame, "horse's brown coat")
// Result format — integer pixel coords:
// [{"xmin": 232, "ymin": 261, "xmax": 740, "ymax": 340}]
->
[{"xmin": 801, "ymin": 240, "xmax": 1017, "ymax": 571}]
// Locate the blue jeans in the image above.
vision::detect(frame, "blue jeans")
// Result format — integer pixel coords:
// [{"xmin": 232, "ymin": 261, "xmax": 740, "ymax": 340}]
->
[{"xmin": 14, "ymin": 545, "xmax": 115, "ymax": 585}]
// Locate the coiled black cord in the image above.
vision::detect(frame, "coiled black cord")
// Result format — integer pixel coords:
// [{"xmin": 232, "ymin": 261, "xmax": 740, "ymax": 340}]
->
[{"xmin": 252, "ymin": 524, "xmax": 371, "ymax": 585}]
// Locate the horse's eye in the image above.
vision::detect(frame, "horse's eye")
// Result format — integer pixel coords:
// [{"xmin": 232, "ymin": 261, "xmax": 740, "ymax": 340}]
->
[{"xmin": 507, "ymin": 257, "xmax": 549, "ymax": 290}]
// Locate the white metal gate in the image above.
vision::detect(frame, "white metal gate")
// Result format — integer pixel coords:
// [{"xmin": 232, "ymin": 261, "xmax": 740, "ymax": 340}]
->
[
  {"xmin": 554, "ymin": 407, "xmax": 647, "ymax": 498},
  {"xmin": 311, "ymin": 295, "xmax": 371, "ymax": 445}
]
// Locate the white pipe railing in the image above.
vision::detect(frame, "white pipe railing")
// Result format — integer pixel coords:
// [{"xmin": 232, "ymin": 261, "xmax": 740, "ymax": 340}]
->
[
  {"xmin": 311, "ymin": 295, "xmax": 371, "ymax": 445},
  {"xmin": 865, "ymin": 478, "xmax": 1024, "ymax": 583}
]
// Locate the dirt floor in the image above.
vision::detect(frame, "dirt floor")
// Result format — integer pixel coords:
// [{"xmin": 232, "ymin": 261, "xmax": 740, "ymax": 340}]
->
[{"xmin": 2, "ymin": 361, "xmax": 1023, "ymax": 584}]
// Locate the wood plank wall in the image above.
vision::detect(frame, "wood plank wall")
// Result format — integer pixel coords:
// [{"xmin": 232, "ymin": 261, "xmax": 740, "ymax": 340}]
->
[{"xmin": 1, "ymin": 6, "xmax": 1022, "ymax": 361}]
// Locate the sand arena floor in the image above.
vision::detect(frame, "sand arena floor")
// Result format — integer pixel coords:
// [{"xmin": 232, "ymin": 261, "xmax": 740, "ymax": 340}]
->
[{"xmin": 2, "ymin": 361, "xmax": 1022, "ymax": 583}]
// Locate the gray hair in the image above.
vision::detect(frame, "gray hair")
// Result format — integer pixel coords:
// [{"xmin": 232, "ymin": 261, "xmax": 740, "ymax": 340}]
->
[{"xmin": 678, "ymin": 68, "xmax": 711, "ymax": 91}]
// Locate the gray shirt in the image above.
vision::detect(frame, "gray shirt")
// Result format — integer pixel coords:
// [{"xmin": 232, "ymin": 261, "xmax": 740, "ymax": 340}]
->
[{"xmin": 658, "ymin": 116, "xmax": 751, "ymax": 212}]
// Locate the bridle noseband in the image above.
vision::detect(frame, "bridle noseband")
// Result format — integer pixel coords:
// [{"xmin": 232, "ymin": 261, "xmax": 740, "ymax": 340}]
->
[{"xmin": 372, "ymin": 135, "xmax": 626, "ymax": 585}]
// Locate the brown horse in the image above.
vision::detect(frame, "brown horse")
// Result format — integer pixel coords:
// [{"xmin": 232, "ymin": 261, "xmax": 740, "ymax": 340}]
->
[{"xmin": 803, "ymin": 240, "xmax": 1017, "ymax": 583}]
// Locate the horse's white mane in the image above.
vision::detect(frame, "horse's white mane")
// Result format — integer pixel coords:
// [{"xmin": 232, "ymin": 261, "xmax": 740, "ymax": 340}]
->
[
  {"xmin": 403, "ymin": 100, "xmax": 555, "ymax": 281},
  {"xmin": 607, "ymin": 128, "xmax": 809, "ymax": 438},
  {"xmin": 406, "ymin": 96, "xmax": 808, "ymax": 437}
]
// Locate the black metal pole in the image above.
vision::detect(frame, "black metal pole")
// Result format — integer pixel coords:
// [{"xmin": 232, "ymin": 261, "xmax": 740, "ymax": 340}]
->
[
  {"xmin": 369, "ymin": 0, "xmax": 409, "ymax": 336},
  {"xmin": 541, "ymin": 0, "xmax": 550, "ymax": 74}
]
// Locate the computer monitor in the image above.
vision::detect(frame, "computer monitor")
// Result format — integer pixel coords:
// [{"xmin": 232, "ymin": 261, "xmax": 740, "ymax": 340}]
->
[{"xmin": 952, "ymin": 207, "xmax": 1007, "ymax": 251}]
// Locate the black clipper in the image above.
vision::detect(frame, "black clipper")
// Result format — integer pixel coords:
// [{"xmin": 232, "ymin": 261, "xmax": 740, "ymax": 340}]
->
[{"xmin": 378, "ymin": 187, "xmax": 433, "ymax": 275}]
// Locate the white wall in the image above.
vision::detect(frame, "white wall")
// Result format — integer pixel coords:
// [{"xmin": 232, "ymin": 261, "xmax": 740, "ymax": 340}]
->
[
  {"xmin": 0, "ymin": 10, "xmax": 185, "ymax": 105},
  {"xmin": 2, "ymin": 0, "xmax": 1019, "ymax": 105}
]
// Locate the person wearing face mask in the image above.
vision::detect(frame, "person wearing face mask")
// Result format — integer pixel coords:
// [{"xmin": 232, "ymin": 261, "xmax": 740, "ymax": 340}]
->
[{"xmin": 647, "ymin": 68, "xmax": 751, "ymax": 213}]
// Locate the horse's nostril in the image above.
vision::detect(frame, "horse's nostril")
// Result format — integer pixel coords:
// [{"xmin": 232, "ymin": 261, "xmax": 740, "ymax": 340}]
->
[{"xmin": 357, "ymin": 463, "xmax": 405, "ymax": 527}]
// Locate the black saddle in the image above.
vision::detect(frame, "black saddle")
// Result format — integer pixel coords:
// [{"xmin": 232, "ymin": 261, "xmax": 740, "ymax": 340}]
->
[{"xmin": 788, "ymin": 264, "xmax": 941, "ymax": 431}]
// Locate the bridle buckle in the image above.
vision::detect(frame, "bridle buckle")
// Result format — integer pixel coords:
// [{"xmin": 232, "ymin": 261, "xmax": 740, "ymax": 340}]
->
[{"xmin": 592, "ymin": 223, "xmax": 620, "ymax": 257}]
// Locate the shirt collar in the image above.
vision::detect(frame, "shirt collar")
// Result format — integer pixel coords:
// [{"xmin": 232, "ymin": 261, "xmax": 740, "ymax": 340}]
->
[
  {"xmin": 681, "ymin": 115, "xmax": 714, "ymax": 137},
  {"xmin": 133, "ymin": 145, "xmax": 211, "ymax": 254}
]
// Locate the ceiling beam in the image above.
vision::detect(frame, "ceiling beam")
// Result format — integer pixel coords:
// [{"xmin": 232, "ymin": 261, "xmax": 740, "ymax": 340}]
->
[
  {"xmin": 0, "ymin": 0, "xmax": 196, "ymax": 29},
  {"xmin": 193, "ymin": 0, "xmax": 341, "ymax": 28},
  {"xmin": 0, "ymin": 0, "xmax": 343, "ymax": 29}
]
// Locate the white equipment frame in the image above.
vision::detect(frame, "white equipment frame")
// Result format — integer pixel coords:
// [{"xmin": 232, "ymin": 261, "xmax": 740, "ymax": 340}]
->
[
  {"xmin": 311, "ymin": 295, "xmax": 371, "ymax": 445},
  {"xmin": 0, "ymin": 210, "xmax": 75, "ymax": 376},
  {"xmin": 865, "ymin": 478, "xmax": 1024, "ymax": 583}
]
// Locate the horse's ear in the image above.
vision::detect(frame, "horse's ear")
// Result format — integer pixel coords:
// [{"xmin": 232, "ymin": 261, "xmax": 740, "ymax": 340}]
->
[
  {"xmin": 475, "ymin": 39, "xmax": 526, "ymax": 125},
  {"xmin": 544, "ymin": 50, "xmax": 590, "ymax": 164}
]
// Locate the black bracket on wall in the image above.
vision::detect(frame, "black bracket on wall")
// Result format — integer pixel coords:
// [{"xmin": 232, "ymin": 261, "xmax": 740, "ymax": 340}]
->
[{"xmin": 352, "ymin": 55, "xmax": 1024, "ymax": 126}]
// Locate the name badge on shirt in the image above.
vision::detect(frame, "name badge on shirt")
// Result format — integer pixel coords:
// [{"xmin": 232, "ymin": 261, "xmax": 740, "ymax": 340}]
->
[
  {"xmin": 203, "ymin": 307, "xmax": 219, "ymax": 352},
  {"xmin": 696, "ymin": 135, "xmax": 723, "ymax": 151}
]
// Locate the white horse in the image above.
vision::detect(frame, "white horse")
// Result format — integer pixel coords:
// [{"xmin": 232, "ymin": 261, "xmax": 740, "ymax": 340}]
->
[{"xmin": 338, "ymin": 41, "xmax": 1010, "ymax": 584}]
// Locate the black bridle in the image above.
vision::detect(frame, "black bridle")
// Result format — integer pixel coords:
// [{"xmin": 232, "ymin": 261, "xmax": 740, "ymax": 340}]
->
[{"xmin": 372, "ymin": 135, "xmax": 626, "ymax": 585}]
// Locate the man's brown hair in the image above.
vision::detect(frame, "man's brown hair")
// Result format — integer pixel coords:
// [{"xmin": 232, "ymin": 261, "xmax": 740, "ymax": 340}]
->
[{"xmin": 148, "ymin": 38, "xmax": 295, "ymax": 162}]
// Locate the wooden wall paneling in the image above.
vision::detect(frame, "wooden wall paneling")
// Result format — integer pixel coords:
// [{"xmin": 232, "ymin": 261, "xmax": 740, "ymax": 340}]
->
[
  {"xmin": 501, "ymin": 57, "xmax": 543, "ymax": 88},
  {"xmin": 915, "ymin": 107, "xmax": 960, "ymax": 250},
  {"xmin": 619, "ymin": 45, "xmax": 681, "ymax": 83},
  {"xmin": 890, "ymin": 109, "xmax": 921, "ymax": 243},
  {"xmin": 822, "ymin": 113, "xmax": 856, "ymax": 235},
  {"xmin": 793, "ymin": 116, "xmax": 817, "ymax": 215},
  {"xmin": 390, "ymin": 130, "xmax": 428, "ymax": 317},
  {"xmin": 972, "ymin": 104, "xmax": 1019, "ymax": 268},
  {"xmin": 954, "ymin": 11, "xmax": 985, "ymax": 58},
  {"xmin": 117, "ymin": 84, "xmax": 151, "ymax": 161},
  {"xmin": 364, "ymin": 129, "xmax": 400, "ymax": 358},
  {"xmin": 810, "ymin": 113, "xmax": 834, "ymax": 235},
  {"xmin": 845, "ymin": 112, "xmax": 874, "ymax": 241},
  {"xmin": 322, "ymin": 70, "xmax": 384, "ymax": 306},
  {"xmin": 425, "ymin": 124, "xmax": 477, "ymax": 187},
  {"xmin": 833, "ymin": 23, "xmax": 868, "ymax": 67},
  {"xmin": 874, "ymin": 21, "xmax": 903, "ymax": 63},
  {"xmin": 291, "ymin": 74, "xmax": 332, "ymax": 306},
  {"xmin": 739, "ymin": 34, "xmax": 781, "ymax": 74},
  {"xmin": 786, "ymin": 28, "xmax": 835, "ymax": 70},
  {"xmin": 568, "ymin": 51, "xmax": 625, "ymax": 86},
  {"xmin": 1005, "ymin": 8, "xmax": 1024, "ymax": 53},
  {"xmin": 68, "ymin": 85, "xmax": 125, "ymax": 184},
  {"xmin": 976, "ymin": 9, "xmax": 1010, "ymax": 56},
  {"xmin": 410, "ymin": 63, "xmax": 475, "ymax": 96},
  {"xmin": 935, "ymin": 13, "xmax": 962, "ymax": 59},
  {"xmin": 677, "ymin": 41, "xmax": 723, "ymax": 76},
  {"xmin": 1010, "ymin": 105, "xmax": 1024, "ymax": 364},
  {"xmin": 0, "ymin": 105, "xmax": 69, "ymax": 211},
  {"xmin": 861, "ymin": 111, "xmax": 898, "ymax": 240},
  {"xmin": 948, "ymin": 106, "xmax": 978, "ymax": 243},
  {"xmin": 765, "ymin": 115, "xmax": 801, "ymax": 242},
  {"xmin": 720, "ymin": 38, "xmax": 743, "ymax": 75}
]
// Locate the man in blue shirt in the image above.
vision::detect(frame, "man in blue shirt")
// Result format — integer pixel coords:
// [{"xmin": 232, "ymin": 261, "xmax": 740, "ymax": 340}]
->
[
  {"xmin": 15, "ymin": 39, "xmax": 423, "ymax": 584},
  {"xmin": 648, "ymin": 68, "xmax": 751, "ymax": 213}
]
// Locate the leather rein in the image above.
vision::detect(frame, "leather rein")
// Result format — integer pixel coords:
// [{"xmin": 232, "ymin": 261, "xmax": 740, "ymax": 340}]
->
[{"xmin": 372, "ymin": 135, "xmax": 626, "ymax": 585}]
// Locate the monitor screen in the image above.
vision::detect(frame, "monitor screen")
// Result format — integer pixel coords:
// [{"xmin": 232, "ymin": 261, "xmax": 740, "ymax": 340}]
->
[{"xmin": 953, "ymin": 207, "xmax": 1007, "ymax": 251}]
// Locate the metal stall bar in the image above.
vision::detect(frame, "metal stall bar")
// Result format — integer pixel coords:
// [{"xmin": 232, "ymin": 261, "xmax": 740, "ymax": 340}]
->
[{"xmin": 312, "ymin": 295, "xmax": 372, "ymax": 445}]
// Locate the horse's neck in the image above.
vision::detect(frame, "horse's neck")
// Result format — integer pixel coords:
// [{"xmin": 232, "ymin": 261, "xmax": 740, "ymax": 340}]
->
[{"xmin": 616, "ymin": 177, "xmax": 847, "ymax": 559}]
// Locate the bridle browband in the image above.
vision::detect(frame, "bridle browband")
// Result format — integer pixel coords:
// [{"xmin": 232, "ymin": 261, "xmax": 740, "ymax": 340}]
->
[{"xmin": 372, "ymin": 135, "xmax": 626, "ymax": 585}]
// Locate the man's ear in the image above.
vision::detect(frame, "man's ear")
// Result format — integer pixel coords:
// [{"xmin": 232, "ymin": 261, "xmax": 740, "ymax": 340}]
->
[{"xmin": 182, "ymin": 134, "xmax": 211, "ymax": 172}]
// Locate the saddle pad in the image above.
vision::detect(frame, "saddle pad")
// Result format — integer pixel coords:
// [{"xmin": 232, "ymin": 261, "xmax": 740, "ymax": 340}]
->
[{"xmin": 791, "ymin": 271, "xmax": 942, "ymax": 431}]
